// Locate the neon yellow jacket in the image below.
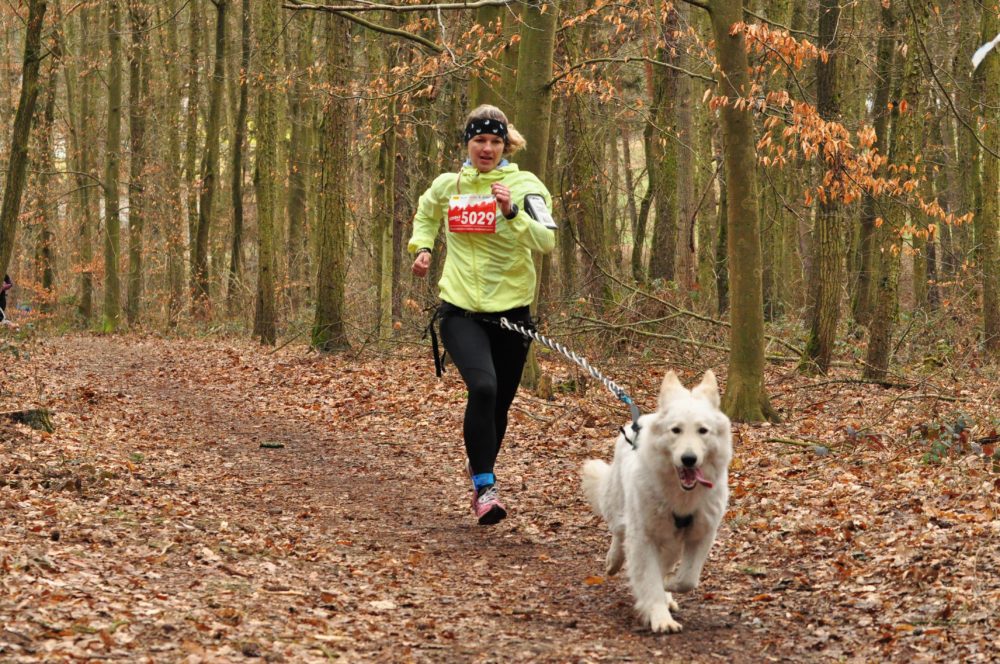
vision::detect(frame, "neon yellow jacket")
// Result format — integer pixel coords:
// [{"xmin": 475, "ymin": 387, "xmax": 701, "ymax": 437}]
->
[{"xmin": 408, "ymin": 162, "xmax": 555, "ymax": 313}]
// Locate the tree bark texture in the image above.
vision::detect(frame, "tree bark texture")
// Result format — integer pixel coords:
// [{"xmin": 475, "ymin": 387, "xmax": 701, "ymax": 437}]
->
[
  {"xmin": 674, "ymin": 1, "xmax": 697, "ymax": 295},
  {"xmin": 0, "ymin": 0, "xmax": 47, "ymax": 282},
  {"xmin": 35, "ymin": 42, "xmax": 57, "ymax": 312},
  {"xmin": 470, "ymin": 4, "xmax": 504, "ymax": 107},
  {"xmin": 632, "ymin": 120, "xmax": 655, "ymax": 283},
  {"xmin": 865, "ymin": 5, "xmax": 924, "ymax": 382},
  {"xmin": 562, "ymin": 4, "xmax": 612, "ymax": 310},
  {"xmin": 312, "ymin": 15, "xmax": 351, "ymax": 352},
  {"xmin": 802, "ymin": 0, "xmax": 843, "ymax": 373},
  {"xmin": 162, "ymin": 0, "xmax": 187, "ymax": 324},
  {"xmin": 227, "ymin": 0, "xmax": 251, "ymax": 314},
  {"xmin": 184, "ymin": 0, "xmax": 202, "ymax": 290},
  {"xmin": 285, "ymin": 11, "xmax": 314, "ymax": 314},
  {"xmin": 852, "ymin": 3, "xmax": 896, "ymax": 328},
  {"xmin": 978, "ymin": 5, "xmax": 1000, "ymax": 355},
  {"xmin": 254, "ymin": 0, "xmax": 279, "ymax": 344},
  {"xmin": 647, "ymin": 7, "xmax": 678, "ymax": 283},
  {"xmin": 102, "ymin": 0, "xmax": 124, "ymax": 333},
  {"xmin": 709, "ymin": 0, "xmax": 777, "ymax": 422},
  {"xmin": 74, "ymin": 4, "xmax": 98, "ymax": 322},
  {"xmin": 126, "ymin": 1, "xmax": 150, "ymax": 326},
  {"xmin": 514, "ymin": 0, "xmax": 559, "ymax": 390},
  {"xmin": 192, "ymin": 0, "xmax": 227, "ymax": 317}
]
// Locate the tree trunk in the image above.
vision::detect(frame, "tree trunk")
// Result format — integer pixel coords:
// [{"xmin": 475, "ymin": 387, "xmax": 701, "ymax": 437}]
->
[
  {"xmin": 852, "ymin": 7, "xmax": 896, "ymax": 328},
  {"xmin": 978, "ymin": 6, "xmax": 1000, "ymax": 355},
  {"xmin": 621, "ymin": 126, "xmax": 639, "ymax": 247},
  {"xmin": 709, "ymin": 0, "xmax": 778, "ymax": 422},
  {"xmin": 562, "ymin": 1, "xmax": 611, "ymax": 310},
  {"xmin": 184, "ymin": 0, "xmax": 202, "ymax": 291},
  {"xmin": 647, "ymin": 6, "xmax": 679, "ymax": 282},
  {"xmin": 285, "ymin": 12, "xmax": 314, "ymax": 315},
  {"xmin": 697, "ymin": 123, "xmax": 720, "ymax": 312},
  {"xmin": 162, "ymin": 0, "xmax": 186, "ymax": 325},
  {"xmin": 312, "ymin": 16, "xmax": 351, "ymax": 352},
  {"xmin": 60, "ymin": 4, "xmax": 95, "ymax": 322},
  {"xmin": 760, "ymin": 0, "xmax": 799, "ymax": 320},
  {"xmin": 934, "ymin": 113, "xmax": 959, "ymax": 280},
  {"xmin": 35, "ymin": 41, "xmax": 57, "ymax": 313},
  {"xmin": 370, "ymin": 20, "xmax": 398, "ymax": 342},
  {"xmin": 632, "ymin": 120, "xmax": 655, "ymax": 283},
  {"xmin": 512, "ymin": 0, "xmax": 557, "ymax": 194},
  {"xmin": 919, "ymin": 172, "xmax": 940, "ymax": 310},
  {"xmin": 674, "ymin": 1, "xmax": 697, "ymax": 295},
  {"xmin": 254, "ymin": 0, "xmax": 279, "ymax": 344},
  {"xmin": 227, "ymin": 0, "xmax": 250, "ymax": 315},
  {"xmin": 512, "ymin": 0, "xmax": 559, "ymax": 389},
  {"xmin": 865, "ymin": 5, "xmax": 923, "ymax": 382},
  {"xmin": 376, "ymin": 97, "xmax": 396, "ymax": 340},
  {"xmin": 801, "ymin": 0, "xmax": 843, "ymax": 373},
  {"xmin": 715, "ymin": 155, "xmax": 728, "ymax": 315},
  {"xmin": 392, "ymin": 133, "xmax": 408, "ymax": 330},
  {"xmin": 0, "ymin": 0, "xmax": 47, "ymax": 281},
  {"xmin": 471, "ymin": 4, "xmax": 504, "ymax": 107},
  {"xmin": 954, "ymin": 1, "xmax": 981, "ymax": 265},
  {"xmin": 126, "ymin": 1, "xmax": 150, "ymax": 327},
  {"xmin": 102, "ymin": 0, "xmax": 124, "ymax": 333},
  {"xmin": 192, "ymin": 0, "xmax": 227, "ymax": 318}
]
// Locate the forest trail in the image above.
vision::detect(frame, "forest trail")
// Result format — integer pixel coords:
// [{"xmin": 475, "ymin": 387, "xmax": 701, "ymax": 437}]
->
[{"xmin": 2, "ymin": 335, "xmax": 998, "ymax": 662}]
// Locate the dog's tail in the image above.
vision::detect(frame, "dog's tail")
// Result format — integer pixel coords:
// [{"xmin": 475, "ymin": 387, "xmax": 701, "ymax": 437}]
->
[{"xmin": 581, "ymin": 459, "xmax": 610, "ymax": 517}]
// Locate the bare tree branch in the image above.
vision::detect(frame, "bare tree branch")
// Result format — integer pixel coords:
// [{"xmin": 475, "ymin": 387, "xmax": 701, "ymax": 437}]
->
[
  {"xmin": 678, "ymin": 0, "xmax": 710, "ymax": 12},
  {"xmin": 283, "ymin": 0, "xmax": 512, "ymax": 13},
  {"xmin": 547, "ymin": 56, "xmax": 716, "ymax": 88},
  {"xmin": 286, "ymin": 3, "xmax": 444, "ymax": 52}
]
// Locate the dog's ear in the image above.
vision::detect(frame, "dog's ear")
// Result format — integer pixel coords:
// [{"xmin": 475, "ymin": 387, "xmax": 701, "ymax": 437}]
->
[
  {"xmin": 692, "ymin": 370, "xmax": 721, "ymax": 408},
  {"xmin": 658, "ymin": 370, "xmax": 686, "ymax": 410}
]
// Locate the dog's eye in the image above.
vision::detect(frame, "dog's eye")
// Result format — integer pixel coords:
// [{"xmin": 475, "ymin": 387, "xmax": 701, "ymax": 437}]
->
[
  {"xmin": 671, "ymin": 426, "xmax": 682, "ymax": 434},
  {"xmin": 698, "ymin": 427, "xmax": 709, "ymax": 435}
]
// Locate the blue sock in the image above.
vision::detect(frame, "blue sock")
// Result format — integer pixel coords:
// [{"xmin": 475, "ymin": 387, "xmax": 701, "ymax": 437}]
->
[{"xmin": 472, "ymin": 472, "xmax": 495, "ymax": 491}]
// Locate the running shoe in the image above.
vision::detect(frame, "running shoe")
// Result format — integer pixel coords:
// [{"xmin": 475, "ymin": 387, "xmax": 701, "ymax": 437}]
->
[{"xmin": 472, "ymin": 485, "xmax": 507, "ymax": 525}]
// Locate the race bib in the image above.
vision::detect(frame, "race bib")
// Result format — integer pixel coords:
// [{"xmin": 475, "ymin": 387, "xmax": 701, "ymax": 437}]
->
[{"xmin": 448, "ymin": 194, "xmax": 497, "ymax": 233}]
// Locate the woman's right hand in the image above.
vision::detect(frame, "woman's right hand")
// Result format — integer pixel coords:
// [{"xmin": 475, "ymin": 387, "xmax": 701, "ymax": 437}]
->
[{"xmin": 412, "ymin": 251, "xmax": 431, "ymax": 277}]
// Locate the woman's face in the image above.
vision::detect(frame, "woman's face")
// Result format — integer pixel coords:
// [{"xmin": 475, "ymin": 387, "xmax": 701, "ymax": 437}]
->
[{"xmin": 467, "ymin": 133, "xmax": 505, "ymax": 172}]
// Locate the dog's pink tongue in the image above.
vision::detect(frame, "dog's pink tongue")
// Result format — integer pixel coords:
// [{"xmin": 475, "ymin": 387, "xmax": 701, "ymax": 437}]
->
[{"xmin": 694, "ymin": 468, "xmax": 714, "ymax": 488}]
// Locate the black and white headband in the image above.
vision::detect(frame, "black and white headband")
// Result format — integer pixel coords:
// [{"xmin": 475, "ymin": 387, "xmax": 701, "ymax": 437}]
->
[{"xmin": 463, "ymin": 118, "xmax": 508, "ymax": 143}]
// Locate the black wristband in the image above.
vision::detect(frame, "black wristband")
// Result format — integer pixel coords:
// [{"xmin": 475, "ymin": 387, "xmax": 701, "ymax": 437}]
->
[
  {"xmin": 416, "ymin": 247, "xmax": 432, "ymax": 256},
  {"xmin": 503, "ymin": 203, "xmax": 519, "ymax": 220}
]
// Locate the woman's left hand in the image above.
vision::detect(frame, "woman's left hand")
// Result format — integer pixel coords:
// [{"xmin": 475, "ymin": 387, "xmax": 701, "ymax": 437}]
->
[{"xmin": 491, "ymin": 183, "xmax": 513, "ymax": 218}]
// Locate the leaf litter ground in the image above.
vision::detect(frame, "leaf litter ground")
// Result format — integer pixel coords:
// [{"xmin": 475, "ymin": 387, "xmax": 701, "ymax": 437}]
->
[{"xmin": 1, "ymin": 335, "xmax": 998, "ymax": 662}]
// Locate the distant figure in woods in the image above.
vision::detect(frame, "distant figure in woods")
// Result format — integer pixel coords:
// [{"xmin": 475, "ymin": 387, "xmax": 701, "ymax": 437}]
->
[
  {"xmin": 409, "ymin": 105, "xmax": 555, "ymax": 525},
  {"xmin": 0, "ymin": 274, "xmax": 11, "ymax": 323}
]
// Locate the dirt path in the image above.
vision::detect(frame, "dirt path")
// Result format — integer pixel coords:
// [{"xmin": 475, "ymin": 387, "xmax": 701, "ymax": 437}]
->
[{"xmin": 3, "ymin": 335, "xmax": 997, "ymax": 662}]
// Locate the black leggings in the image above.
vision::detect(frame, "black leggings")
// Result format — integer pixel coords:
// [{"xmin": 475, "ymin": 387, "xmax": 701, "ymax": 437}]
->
[{"xmin": 439, "ymin": 304, "xmax": 531, "ymax": 479}]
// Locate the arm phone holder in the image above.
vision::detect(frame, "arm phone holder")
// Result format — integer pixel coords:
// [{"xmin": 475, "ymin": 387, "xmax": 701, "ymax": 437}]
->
[{"xmin": 523, "ymin": 193, "xmax": 557, "ymax": 230}]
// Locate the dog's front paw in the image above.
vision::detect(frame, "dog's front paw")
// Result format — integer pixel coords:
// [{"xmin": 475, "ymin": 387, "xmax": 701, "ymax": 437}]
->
[
  {"xmin": 605, "ymin": 534, "xmax": 625, "ymax": 576},
  {"xmin": 648, "ymin": 605, "xmax": 682, "ymax": 633},
  {"xmin": 605, "ymin": 549, "xmax": 624, "ymax": 576},
  {"xmin": 665, "ymin": 577, "xmax": 698, "ymax": 594}
]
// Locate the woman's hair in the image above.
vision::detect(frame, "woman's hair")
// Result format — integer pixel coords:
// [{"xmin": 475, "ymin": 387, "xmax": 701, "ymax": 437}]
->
[{"xmin": 464, "ymin": 104, "xmax": 526, "ymax": 155}]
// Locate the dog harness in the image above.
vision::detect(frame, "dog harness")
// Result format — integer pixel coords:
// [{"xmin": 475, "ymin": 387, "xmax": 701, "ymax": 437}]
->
[{"xmin": 673, "ymin": 513, "xmax": 694, "ymax": 529}]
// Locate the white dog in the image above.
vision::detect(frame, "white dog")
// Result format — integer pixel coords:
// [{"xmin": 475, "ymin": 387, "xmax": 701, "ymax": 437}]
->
[{"xmin": 581, "ymin": 370, "xmax": 732, "ymax": 633}]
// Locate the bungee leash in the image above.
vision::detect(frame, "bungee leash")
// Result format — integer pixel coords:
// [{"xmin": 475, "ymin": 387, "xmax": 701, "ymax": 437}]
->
[{"xmin": 499, "ymin": 317, "xmax": 642, "ymax": 449}]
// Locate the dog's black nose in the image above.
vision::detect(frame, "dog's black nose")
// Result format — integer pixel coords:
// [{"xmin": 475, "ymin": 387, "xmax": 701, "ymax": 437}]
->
[{"xmin": 681, "ymin": 453, "xmax": 697, "ymax": 468}]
